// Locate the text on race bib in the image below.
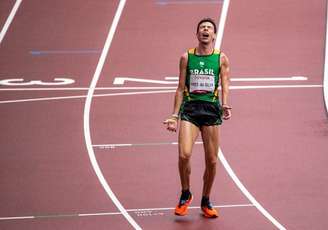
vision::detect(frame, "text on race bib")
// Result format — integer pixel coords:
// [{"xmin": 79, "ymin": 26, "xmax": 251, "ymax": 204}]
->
[{"xmin": 190, "ymin": 74, "xmax": 215, "ymax": 93}]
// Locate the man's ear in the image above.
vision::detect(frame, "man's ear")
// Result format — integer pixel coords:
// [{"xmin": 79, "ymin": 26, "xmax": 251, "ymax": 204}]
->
[{"xmin": 213, "ymin": 33, "xmax": 217, "ymax": 42}]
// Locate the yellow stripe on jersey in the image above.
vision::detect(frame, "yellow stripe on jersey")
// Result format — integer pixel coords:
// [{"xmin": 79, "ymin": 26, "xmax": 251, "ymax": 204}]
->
[
  {"xmin": 187, "ymin": 48, "xmax": 220, "ymax": 55},
  {"xmin": 188, "ymin": 48, "xmax": 195, "ymax": 54},
  {"xmin": 213, "ymin": 49, "xmax": 220, "ymax": 54}
]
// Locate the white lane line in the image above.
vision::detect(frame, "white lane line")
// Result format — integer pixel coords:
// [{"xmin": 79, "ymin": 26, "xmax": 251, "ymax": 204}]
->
[
  {"xmin": 0, "ymin": 0, "xmax": 22, "ymax": 45},
  {"xmin": 111, "ymin": 76, "xmax": 307, "ymax": 85},
  {"xmin": 83, "ymin": 0, "xmax": 141, "ymax": 229},
  {"xmin": 216, "ymin": 0, "xmax": 229, "ymax": 49},
  {"xmin": 230, "ymin": 84, "xmax": 321, "ymax": 90},
  {"xmin": 93, "ymin": 141, "xmax": 202, "ymax": 149},
  {"xmin": 0, "ymin": 216, "xmax": 34, "ymax": 221},
  {"xmin": 164, "ymin": 76, "xmax": 307, "ymax": 82},
  {"xmin": 0, "ymin": 87, "xmax": 177, "ymax": 91},
  {"xmin": 231, "ymin": 76, "xmax": 307, "ymax": 81},
  {"xmin": 324, "ymin": 0, "xmax": 328, "ymax": 114},
  {"xmin": 0, "ymin": 203, "xmax": 254, "ymax": 221},
  {"xmin": 0, "ymin": 94, "xmax": 87, "ymax": 104},
  {"xmin": 215, "ymin": 1, "xmax": 286, "ymax": 229},
  {"xmin": 126, "ymin": 204, "xmax": 254, "ymax": 212},
  {"xmin": 0, "ymin": 85, "xmax": 322, "ymax": 104},
  {"xmin": 0, "ymin": 83, "xmax": 318, "ymax": 91},
  {"xmin": 0, "ymin": 90, "xmax": 175, "ymax": 104}
]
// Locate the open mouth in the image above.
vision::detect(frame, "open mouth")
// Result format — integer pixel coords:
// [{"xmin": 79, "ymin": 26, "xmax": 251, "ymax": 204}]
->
[{"xmin": 202, "ymin": 33, "xmax": 210, "ymax": 38}]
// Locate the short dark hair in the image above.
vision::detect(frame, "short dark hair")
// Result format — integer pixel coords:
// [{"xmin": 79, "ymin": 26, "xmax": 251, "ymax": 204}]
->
[{"xmin": 197, "ymin": 18, "xmax": 217, "ymax": 34}]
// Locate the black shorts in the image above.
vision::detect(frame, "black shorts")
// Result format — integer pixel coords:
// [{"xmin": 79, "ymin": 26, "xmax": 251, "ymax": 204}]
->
[{"xmin": 179, "ymin": 101, "xmax": 223, "ymax": 127}]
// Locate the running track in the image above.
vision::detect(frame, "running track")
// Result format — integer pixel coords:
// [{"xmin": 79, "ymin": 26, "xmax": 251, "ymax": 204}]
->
[{"xmin": 0, "ymin": 0, "xmax": 327, "ymax": 229}]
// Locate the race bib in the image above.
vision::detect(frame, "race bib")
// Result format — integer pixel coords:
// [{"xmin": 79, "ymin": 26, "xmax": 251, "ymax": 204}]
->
[{"xmin": 190, "ymin": 74, "xmax": 215, "ymax": 93}]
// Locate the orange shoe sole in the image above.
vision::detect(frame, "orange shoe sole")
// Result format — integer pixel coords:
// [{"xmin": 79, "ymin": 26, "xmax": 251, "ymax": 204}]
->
[
  {"xmin": 201, "ymin": 206, "xmax": 219, "ymax": 218},
  {"xmin": 174, "ymin": 195, "xmax": 193, "ymax": 216}
]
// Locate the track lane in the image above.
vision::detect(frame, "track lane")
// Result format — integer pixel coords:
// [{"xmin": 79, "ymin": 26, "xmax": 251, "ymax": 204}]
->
[
  {"xmin": 222, "ymin": 88, "xmax": 328, "ymax": 230},
  {"xmin": 91, "ymin": 0, "xmax": 285, "ymax": 229},
  {"xmin": 222, "ymin": 0, "xmax": 327, "ymax": 228},
  {"xmin": 0, "ymin": 1, "xmax": 135, "ymax": 229}
]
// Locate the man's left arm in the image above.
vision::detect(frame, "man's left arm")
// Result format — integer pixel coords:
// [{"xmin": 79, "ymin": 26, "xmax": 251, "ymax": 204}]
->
[{"xmin": 220, "ymin": 52, "xmax": 232, "ymax": 120}]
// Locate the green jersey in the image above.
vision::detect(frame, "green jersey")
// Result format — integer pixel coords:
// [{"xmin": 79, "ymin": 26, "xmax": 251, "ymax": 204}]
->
[{"xmin": 183, "ymin": 48, "xmax": 221, "ymax": 103}]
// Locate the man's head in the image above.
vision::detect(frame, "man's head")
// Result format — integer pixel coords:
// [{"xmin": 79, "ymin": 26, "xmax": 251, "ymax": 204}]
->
[
  {"xmin": 197, "ymin": 18, "xmax": 217, "ymax": 34},
  {"xmin": 196, "ymin": 18, "xmax": 217, "ymax": 44}
]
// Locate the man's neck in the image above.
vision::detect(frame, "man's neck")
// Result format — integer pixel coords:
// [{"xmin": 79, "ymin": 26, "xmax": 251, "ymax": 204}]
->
[{"xmin": 196, "ymin": 43, "xmax": 214, "ymax": 55}]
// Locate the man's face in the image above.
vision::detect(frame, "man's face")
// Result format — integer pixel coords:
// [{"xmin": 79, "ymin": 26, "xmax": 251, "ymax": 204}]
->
[{"xmin": 197, "ymin": 21, "xmax": 216, "ymax": 44}]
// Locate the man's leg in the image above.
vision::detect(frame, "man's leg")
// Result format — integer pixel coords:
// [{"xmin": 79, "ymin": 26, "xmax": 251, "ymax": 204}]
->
[
  {"xmin": 200, "ymin": 125, "xmax": 219, "ymax": 217},
  {"xmin": 178, "ymin": 120, "xmax": 199, "ymax": 190},
  {"xmin": 174, "ymin": 120, "xmax": 199, "ymax": 216}
]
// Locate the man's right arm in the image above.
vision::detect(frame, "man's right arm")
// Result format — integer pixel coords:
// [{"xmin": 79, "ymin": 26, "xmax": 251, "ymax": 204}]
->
[
  {"xmin": 173, "ymin": 52, "xmax": 188, "ymax": 115},
  {"xmin": 163, "ymin": 53, "xmax": 188, "ymax": 132}
]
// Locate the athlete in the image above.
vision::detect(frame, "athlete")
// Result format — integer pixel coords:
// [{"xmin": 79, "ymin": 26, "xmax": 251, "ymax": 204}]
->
[{"xmin": 163, "ymin": 18, "xmax": 231, "ymax": 218}]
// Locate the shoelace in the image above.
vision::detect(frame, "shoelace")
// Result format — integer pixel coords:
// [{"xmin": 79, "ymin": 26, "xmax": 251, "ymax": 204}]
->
[
  {"xmin": 207, "ymin": 202, "xmax": 213, "ymax": 209},
  {"xmin": 178, "ymin": 194, "xmax": 191, "ymax": 207},
  {"xmin": 178, "ymin": 199, "xmax": 187, "ymax": 207},
  {"xmin": 202, "ymin": 200, "xmax": 213, "ymax": 209}
]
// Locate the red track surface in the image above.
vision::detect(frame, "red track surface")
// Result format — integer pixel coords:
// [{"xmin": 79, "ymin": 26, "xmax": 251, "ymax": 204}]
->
[{"xmin": 0, "ymin": 0, "xmax": 327, "ymax": 229}]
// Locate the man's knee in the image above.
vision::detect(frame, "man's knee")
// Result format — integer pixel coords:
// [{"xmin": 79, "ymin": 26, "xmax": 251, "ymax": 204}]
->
[
  {"xmin": 179, "ymin": 145, "xmax": 193, "ymax": 161},
  {"xmin": 179, "ymin": 152, "xmax": 192, "ymax": 161},
  {"xmin": 205, "ymin": 157, "xmax": 218, "ymax": 168}
]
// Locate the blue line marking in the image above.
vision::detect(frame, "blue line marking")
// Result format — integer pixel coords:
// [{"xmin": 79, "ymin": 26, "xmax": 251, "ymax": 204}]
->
[{"xmin": 30, "ymin": 49, "xmax": 102, "ymax": 56}]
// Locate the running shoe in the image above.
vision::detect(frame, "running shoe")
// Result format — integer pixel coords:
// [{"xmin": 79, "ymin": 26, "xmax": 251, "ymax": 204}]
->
[
  {"xmin": 174, "ymin": 192, "xmax": 193, "ymax": 216},
  {"xmin": 201, "ymin": 201, "xmax": 219, "ymax": 218}
]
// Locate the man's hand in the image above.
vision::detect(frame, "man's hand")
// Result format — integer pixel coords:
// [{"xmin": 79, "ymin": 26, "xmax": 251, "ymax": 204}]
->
[
  {"xmin": 163, "ymin": 115, "xmax": 178, "ymax": 132},
  {"xmin": 222, "ymin": 104, "xmax": 232, "ymax": 120}
]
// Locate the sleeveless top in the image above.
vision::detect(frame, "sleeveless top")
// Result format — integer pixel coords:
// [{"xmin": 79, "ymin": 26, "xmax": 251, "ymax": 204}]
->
[{"xmin": 183, "ymin": 48, "xmax": 221, "ymax": 103}]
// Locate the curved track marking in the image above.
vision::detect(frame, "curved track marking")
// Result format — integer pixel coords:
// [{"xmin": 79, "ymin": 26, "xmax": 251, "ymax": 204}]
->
[
  {"xmin": 83, "ymin": 0, "xmax": 142, "ymax": 229},
  {"xmin": 324, "ymin": 0, "xmax": 328, "ymax": 114},
  {"xmin": 216, "ymin": 0, "xmax": 286, "ymax": 229}
]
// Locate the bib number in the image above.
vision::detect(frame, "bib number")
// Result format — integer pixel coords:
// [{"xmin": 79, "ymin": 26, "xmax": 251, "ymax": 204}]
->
[{"xmin": 190, "ymin": 75, "xmax": 215, "ymax": 93}]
